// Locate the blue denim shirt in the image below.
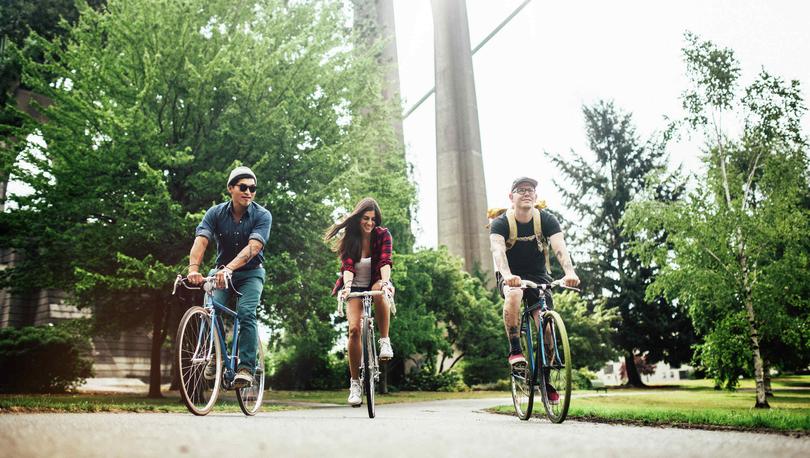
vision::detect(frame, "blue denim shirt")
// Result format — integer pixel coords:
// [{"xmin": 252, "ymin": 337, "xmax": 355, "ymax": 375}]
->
[{"xmin": 195, "ymin": 201, "xmax": 272, "ymax": 271}]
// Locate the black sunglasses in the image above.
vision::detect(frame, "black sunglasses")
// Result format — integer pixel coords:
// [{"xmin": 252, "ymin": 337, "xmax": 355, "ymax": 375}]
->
[{"xmin": 236, "ymin": 184, "xmax": 257, "ymax": 193}]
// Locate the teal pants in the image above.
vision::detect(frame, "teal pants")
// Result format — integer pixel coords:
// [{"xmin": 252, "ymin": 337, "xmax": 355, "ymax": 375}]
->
[{"xmin": 209, "ymin": 267, "xmax": 265, "ymax": 373}]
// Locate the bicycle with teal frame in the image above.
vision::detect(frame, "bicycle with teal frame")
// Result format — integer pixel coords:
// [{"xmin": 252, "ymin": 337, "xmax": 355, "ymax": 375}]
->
[
  {"xmin": 172, "ymin": 273, "xmax": 265, "ymax": 416},
  {"xmin": 510, "ymin": 279, "xmax": 578, "ymax": 423}
]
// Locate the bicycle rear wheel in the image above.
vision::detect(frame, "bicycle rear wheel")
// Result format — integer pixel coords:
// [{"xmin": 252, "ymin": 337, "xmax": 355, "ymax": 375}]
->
[
  {"xmin": 511, "ymin": 313, "xmax": 535, "ymax": 420},
  {"xmin": 362, "ymin": 315, "xmax": 376, "ymax": 419},
  {"xmin": 236, "ymin": 335, "xmax": 265, "ymax": 416},
  {"xmin": 177, "ymin": 306, "xmax": 221, "ymax": 416},
  {"xmin": 538, "ymin": 310, "xmax": 572, "ymax": 423}
]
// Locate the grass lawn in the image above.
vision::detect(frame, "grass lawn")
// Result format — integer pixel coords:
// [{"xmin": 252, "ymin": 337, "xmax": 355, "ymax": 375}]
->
[
  {"xmin": 0, "ymin": 392, "xmax": 295, "ymax": 414},
  {"xmin": 491, "ymin": 375, "xmax": 810, "ymax": 433},
  {"xmin": 0, "ymin": 389, "xmax": 506, "ymax": 414}
]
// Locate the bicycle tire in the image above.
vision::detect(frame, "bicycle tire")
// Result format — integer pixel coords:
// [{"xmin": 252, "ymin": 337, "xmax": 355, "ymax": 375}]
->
[
  {"xmin": 538, "ymin": 310, "xmax": 572, "ymax": 423},
  {"xmin": 177, "ymin": 306, "xmax": 222, "ymax": 416},
  {"xmin": 362, "ymin": 315, "xmax": 376, "ymax": 418},
  {"xmin": 236, "ymin": 335, "xmax": 265, "ymax": 416},
  {"xmin": 511, "ymin": 312, "xmax": 535, "ymax": 420}
]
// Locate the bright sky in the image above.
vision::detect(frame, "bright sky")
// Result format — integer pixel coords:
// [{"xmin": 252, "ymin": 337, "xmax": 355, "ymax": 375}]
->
[{"xmin": 393, "ymin": 0, "xmax": 810, "ymax": 248}]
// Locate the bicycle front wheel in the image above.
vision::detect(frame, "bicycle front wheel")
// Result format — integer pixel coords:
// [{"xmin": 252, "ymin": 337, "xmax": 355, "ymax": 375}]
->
[
  {"xmin": 236, "ymin": 336, "xmax": 266, "ymax": 416},
  {"xmin": 538, "ymin": 310, "xmax": 572, "ymax": 423},
  {"xmin": 177, "ymin": 306, "xmax": 222, "ymax": 416},
  {"xmin": 511, "ymin": 313, "xmax": 535, "ymax": 420},
  {"xmin": 362, "ymin": 316, "xmax": 376, "ymax": 419}
]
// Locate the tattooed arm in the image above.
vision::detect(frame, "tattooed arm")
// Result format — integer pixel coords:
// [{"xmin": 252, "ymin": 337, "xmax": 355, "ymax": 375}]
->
[
  {"xmin": 548, "ymin": 233, "xmax": 580, "ymax": 287},
  {"xmin": 225, "ymin": 240, "xmax": 264, "ymax": 272},
  {"xmin": 490, "ymin": 234, "xmax": 521, "ymax": 287},
  {"xmin": 214, "ymin": 239, "xmax": 263, "ymax": 288}
]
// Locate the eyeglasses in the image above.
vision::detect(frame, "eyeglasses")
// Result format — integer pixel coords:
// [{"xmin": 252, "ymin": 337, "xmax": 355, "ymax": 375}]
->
[
  {"xmin": 236, "ymin": 184, "xmax": 257, "ymax": 193},
  {"xmin": 512, "ymin": 187, "xmax": 535, "ymax": 195}
]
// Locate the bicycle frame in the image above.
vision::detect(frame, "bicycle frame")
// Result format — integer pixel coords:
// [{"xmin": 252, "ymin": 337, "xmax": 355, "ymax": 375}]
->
[
  {"xmin": 178, "ymin": 275, "xmax": 244, "ymax": 386},
  {"xmin": 359, "ymin": 295, "xmax": 380, "ymax": 384},
  {"xmin": 518, "ymin": 280, "xmax": 574, "ymax": 381},
  {"xmin": 203, "ymin": 293, "xmax": 241, "ymax": 385},
  {"xmin": 522, "ymin": 295, "xmax": 562, "ymax": 374}
]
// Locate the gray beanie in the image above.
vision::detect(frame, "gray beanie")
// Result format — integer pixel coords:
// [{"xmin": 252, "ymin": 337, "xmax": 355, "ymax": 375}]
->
[{"xmin": 227, "ymin": 166, "xmax": 257, "ymax": 187}]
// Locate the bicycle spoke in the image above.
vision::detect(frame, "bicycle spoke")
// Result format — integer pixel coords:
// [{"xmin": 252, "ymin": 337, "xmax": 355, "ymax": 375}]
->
[
  {"xmin": 177, "ymin": 308, "xmax": 220, "ymax": 415},
  {"xmin": 539, "ymin": 311, "xmax": 571, "ymax": 423},
  {"xmin": 511, "ymin": 314, "xmax": 535, "ymax": 421}
]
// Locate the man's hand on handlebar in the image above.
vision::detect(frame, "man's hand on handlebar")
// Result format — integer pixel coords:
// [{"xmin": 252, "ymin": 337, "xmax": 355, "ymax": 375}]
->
[
  {"xmin": 504, "ymin": 274, "xmax": 522, "ymax": 287},
  {"xmin": 215, "ymin": 267, "xmax": 233, "ymax": 289},
  {"xmin": 562, "ymin": 272, "xmax": 580, "ymax": 288},
  {"xmin": 188, "ymin": 271, "xmax": 204, "ymax": 285}
]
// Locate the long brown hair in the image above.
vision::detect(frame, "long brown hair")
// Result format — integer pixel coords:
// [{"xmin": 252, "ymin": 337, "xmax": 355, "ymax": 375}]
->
[{"xmin": 323, "ymin": 197, "xmax": 382, "ymax": 262}]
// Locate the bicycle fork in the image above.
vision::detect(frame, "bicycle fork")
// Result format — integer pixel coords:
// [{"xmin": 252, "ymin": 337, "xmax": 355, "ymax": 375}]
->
[{"xmin": 359, "ymin": 296, "xmax": 380, "ymax": 384}]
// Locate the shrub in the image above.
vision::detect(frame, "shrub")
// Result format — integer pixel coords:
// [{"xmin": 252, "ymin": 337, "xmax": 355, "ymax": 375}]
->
[
  {"xmin": 401, "ymin": 369, "xmax": 467, "ymax": 392},
  {"xmin": 0, "ymin": 321, "xmax": 94, "ymax": 393},
  {"xmin": 268, "ymin": 341, "xmax": 347, "ymax": 390},
  {"xmin": 572, "ymin": 368, "xmax": 598, "ymax": 390}
]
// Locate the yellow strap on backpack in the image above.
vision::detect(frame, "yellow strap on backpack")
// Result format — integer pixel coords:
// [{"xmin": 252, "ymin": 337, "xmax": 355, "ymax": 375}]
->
[{"xmin": 487, "ymin": 202, "xmax": 551, "ymax": 272}]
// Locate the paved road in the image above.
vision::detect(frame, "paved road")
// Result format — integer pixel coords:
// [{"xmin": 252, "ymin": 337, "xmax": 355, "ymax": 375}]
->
[{"xmin": 2, "ymin": 397, "xmax": 808, "ymax": 458}]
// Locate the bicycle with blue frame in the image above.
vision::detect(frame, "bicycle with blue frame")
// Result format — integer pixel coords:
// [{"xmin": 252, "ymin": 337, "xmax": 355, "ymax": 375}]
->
[
  {"xmin": 172, "ymin": 273, "xmax": 265, "ymax": 416},
  {"xmin": 510, "ymin": 279, "xmax": 578, "ymax": 423},
  {"xmin": 337, "ymin": 288, "xmax": 396, "ymax": 419}
]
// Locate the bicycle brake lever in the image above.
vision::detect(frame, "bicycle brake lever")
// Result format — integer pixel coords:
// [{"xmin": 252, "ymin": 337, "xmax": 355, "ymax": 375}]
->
[
  {"xmin": 172, "ymin": 275, "xmax": 182, "ymax": 295},
  {"xmin": 336, "ymin": 298, "xmax": 345, "ymax": 318}
]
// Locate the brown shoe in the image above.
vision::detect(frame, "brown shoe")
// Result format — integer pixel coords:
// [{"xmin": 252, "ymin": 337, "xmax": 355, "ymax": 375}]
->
[{"xmin": 233, "ymin": 368, "xmax": 254, "ymax": 389}]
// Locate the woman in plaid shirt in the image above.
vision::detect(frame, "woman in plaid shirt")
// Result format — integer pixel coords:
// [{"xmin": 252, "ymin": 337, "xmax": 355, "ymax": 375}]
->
[{"xmin": 324, "ymin": 197, "xmax": 395, "ymax": 406}]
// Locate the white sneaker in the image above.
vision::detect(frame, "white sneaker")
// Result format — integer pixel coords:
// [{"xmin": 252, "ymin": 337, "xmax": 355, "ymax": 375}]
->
[
  {"xmin": 348, "ymin": 379, "xmax": 362, "ymax": 407},
  {"xmin": 379, "ymin": 337, "xmax": 394, "ymax": 360}
]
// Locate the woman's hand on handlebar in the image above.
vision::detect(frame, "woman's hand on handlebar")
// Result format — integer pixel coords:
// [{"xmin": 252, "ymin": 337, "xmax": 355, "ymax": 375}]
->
[{"xmin": 380, "ymin": 280, "xmax": 395, "ymax": 297}]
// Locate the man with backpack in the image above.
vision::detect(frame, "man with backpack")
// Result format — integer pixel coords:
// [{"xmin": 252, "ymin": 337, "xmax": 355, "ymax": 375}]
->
[{"xmin": 489, "ymin": 177, "xmax": 580, "ymax": 402}]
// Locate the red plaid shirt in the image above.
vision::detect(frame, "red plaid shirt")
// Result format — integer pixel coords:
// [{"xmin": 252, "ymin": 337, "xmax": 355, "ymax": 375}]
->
[{"xmin": 331, "ymin": 227, "xmax": 393, "ymax": 295}]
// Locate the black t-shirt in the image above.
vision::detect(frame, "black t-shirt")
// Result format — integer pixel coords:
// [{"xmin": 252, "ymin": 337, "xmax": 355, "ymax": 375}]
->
[{"xmin": 490, "ymin": 210, "xmax": 562, "ymax": 282}]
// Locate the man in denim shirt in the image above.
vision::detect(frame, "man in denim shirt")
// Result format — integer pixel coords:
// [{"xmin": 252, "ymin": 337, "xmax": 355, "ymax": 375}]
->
[{"xmin": 187, "ymin": 166, "xmax": 272, "ymax": 388}]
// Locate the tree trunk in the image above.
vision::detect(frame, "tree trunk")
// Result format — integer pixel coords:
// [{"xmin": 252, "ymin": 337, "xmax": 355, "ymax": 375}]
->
[
  {"xmin": 763, "ymin": 360, "xmax": 773, "ymax": 398},
  {"xmin": 741, "ymin": 256, "xmax": 769, "ymax": 408},
  {"xmin": 169, "ymin": 304, "xmax": 184, "ymax": 391},
  {"xmin": 148, "ymin": 302, "xmax": 167, "ymax": 398},
  {"xmin": 624, "ymin": 352, "xmax": 646, "ymax": 388}
]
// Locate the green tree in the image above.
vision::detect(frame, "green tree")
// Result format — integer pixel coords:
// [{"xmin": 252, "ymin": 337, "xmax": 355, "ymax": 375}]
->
[
  {"xmin": 385, "ymin": 248, "xmax": 503, "ymax": 387},
  {"xmin": 548, "ymin": 100, "xmax": 694, "ymax": 387},
  {"xmin": 0, "ymin": 0, "xmax": 410, "ymax": 396},
  {"xmin": 624, "ymin": 32, "xmax": 809, "ymax": 407},
  {"xmin": 553, "ymin": 291, "xmax": 618, "ymax": 371}
]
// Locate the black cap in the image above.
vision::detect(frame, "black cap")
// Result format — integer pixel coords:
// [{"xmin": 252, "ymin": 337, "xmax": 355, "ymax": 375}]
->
[{"xmin": 511, "ymin": 177, "xmax": 538, "ymax": 191}]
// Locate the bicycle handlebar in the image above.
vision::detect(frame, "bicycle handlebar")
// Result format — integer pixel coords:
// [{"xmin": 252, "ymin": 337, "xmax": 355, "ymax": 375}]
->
[
  {"xmin": 518, "ymin": 279, "xmax": 581, "ymax": 292},
  {"xmin": 336, "ymin": 289, "xmax": 396, "ymax": 318},
  {"xmin": 346, "ymin": 290, "xmax": 386, "ymax": 299},
  {"xmin": 172, "ymin": 272, "xmax": 243, "ymax": 297}
]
